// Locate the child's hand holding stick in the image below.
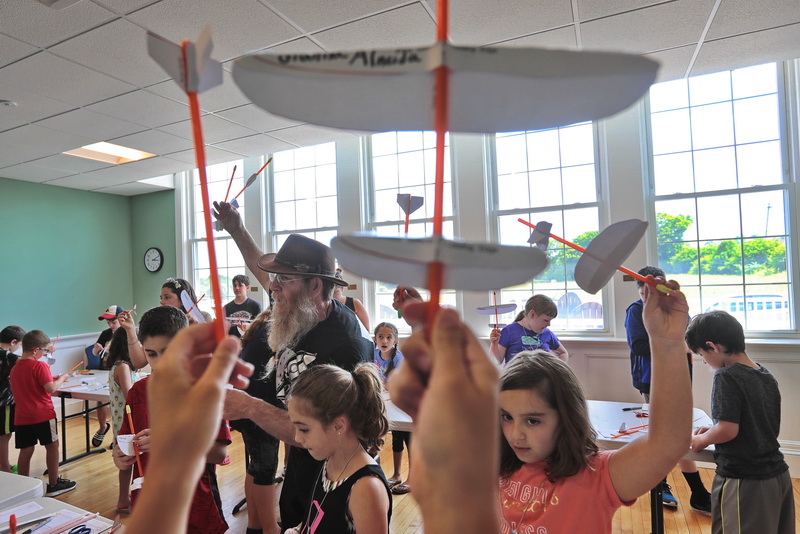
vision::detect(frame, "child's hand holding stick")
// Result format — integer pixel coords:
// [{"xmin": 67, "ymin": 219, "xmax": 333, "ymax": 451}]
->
[{"xmin": 389, "ymin": 304, "xmax": 499, "ymax": 534}]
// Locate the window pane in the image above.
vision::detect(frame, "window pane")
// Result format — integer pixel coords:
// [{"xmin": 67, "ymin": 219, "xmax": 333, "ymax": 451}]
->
[
  {"xmin": 734, "ymin": 95, "xmax": 780, "ymax": 144},
  {"xmin": 496, "ymin": 134, "xmax": 528, "ymax": 175},
  {"xmin": 740, "ymin": 190, "xmax": 785, "ymax": 237},
  {"xmin": 689, "ymin": 71, "xmax": 731, "ymax": 106},
  {"xmin": 653, "ymin": 152, "xmax": 694, "ymax": 195},
  {"xmin": 650, "ymin": 78, "xmax": 688, "ymax": 112},
  {"xmin": 529, "ymin": 169, "xmax": 563, "ymax": 207},
  {"xmin": 696, "ymin": 195, "xmax": 740, "ymax": 240},
  {"xmin": 694, "ymin": 146, "xmax": 737, "ymax": 192},
  {"xmin": 691, "ymin": 102, "xmax": 734, "ymax": 149},
  {"xmin": 274, "ymin": 201, "xmax": 295, "ymax": 231},
  {"xmin": 736, "ymin": 141, "xmax": 783, "ymax": 188},
  {"xmin": 373, "ymin": 154, "xmax": 399, "ymax": 191},
  {"xmin": 651, "ymin": 109, "xmax": 691, "ymax": 154},
  {"xmin": 526, "ymin": 129, "xmax": 560, "ymax": 170},
  {"xmin": 316, "ymin": 164, "xmax": 337, "ymax": 197},
  {"xmin": 562, "ymin": 165, "xmax": 596, "ymax": 205},
  {"xmin": 559, "ymin": 124, "xmax": 594, "ymax": 167},
  {"xmin": 273, "ymin": 170, "xmax": 295, "ymax": 202},
  {"xmin": 732, "ymin": 63, "xmax": 777, "ymax": 99},
  {"xmin": 744, "ymin": 285, "xmax": 790, "ymax": 330}
]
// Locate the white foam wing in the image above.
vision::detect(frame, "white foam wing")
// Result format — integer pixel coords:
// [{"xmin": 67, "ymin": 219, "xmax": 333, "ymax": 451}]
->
[
  {"xmin": 147, "ymin": 26, "xmax": 222, "ymax": 93},
  {"xmin": 574, "ymin": 219, "xmax": 648, "ymax": 294},
  {"xmin": 233, "ymin": 42, "xmax": 658, "ymax": 133},
  {"xmin": 331, "ymin": 234, "xmax": 547, "ymax": 290},
  {"xmin": 476, "ymin": 304, "xmax": 518, "ymax": 315}
]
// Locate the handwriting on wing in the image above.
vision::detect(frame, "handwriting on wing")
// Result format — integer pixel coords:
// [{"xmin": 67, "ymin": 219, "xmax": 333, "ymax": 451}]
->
[{"xmin": 277, "ymin": 49, "xmax": 425, "ymax": 68}]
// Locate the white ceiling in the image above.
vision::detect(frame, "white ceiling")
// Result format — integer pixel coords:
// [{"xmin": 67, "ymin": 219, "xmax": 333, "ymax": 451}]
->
[{"xmin": 0, "ymin": 0, "xmax": 798, "ymax": 196}]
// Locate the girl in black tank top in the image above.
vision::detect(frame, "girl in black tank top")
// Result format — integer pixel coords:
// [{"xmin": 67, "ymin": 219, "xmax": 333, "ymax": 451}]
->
[{"xmin": 285, "ymin": 363, "xmax": 392, "ymax": 534}]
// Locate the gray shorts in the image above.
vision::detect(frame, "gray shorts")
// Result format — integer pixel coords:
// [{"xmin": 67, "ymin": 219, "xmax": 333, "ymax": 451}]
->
[
  {"xmin": 711, "ymin": 470, "xmax": 795, "ymax": 534},
  {"xmin": 240, "ymin": 422, "xmax": 280, "ymax": 486}
]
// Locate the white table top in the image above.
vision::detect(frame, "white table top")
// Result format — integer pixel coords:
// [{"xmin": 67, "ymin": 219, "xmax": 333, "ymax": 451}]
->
[
  {"xmin": 0, "ymin": 472, "xmax": 44, "ymax": 512},
  {"xmin": 0, "ymin": 497, "xmax": 113, "ymax": 534},
  {"xmin": 589, "ymin": 399, "xmax": 715, "ymax": 462},
  {"xmin": 56, "ymin": 370, "xmax": 111, "ymax": 402},
  {"xmin": 383, "ymin": 393, "xmax": 413, "ymax": 432}
]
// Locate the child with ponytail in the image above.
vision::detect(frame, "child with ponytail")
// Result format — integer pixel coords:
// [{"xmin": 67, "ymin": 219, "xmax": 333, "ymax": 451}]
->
[{"xmin": 286, "ymin": 363, "xmax": 391, "ymax": 534}]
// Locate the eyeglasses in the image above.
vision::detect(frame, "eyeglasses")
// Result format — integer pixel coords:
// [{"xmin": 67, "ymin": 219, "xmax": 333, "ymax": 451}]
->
[
  {"xmin": 269, "ymin": 273, "xmax": 308, "ymax": 285},
  {"xmin": 36, "ymin": 347, "xmax": 52, "ymax": 355}
]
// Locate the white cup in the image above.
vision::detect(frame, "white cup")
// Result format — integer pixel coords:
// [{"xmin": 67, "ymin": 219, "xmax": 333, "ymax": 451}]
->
[{"xmin": 117, "ymin": 434, "xmax": 136, "ymax": 456}]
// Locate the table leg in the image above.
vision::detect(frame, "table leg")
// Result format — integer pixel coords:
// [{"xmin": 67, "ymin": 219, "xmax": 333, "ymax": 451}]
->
[
  {"xmin": 61, "ymin": 395, "xmax": 67, "ymax": 463},
  {"xmin": 649, "ymin": 484, "xmax": 664, "ymax": 534}
]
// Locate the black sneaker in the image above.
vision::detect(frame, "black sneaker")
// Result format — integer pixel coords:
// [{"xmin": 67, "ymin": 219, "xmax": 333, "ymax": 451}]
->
[
  {"xmin": 46, "ymin": 476, "xmax": 77, "ymax": 497},
  {"xmin": 661, "ymin": 483, "xmax": 678, "ymax": 508},
  {"xmin": 690, "ymin": 492, "xmax": 712, "ymax": 515}
]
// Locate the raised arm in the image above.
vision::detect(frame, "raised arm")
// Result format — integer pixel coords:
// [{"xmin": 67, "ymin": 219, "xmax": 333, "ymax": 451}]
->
[
  {"xmin": 489, "ymin": 328, "xmax": 506, "ymax": 364},
  {"xmin": 608, "ymin": 277, "xmax": 692, "ymax": 502},
  {"xmin": 119, "ymin": 310, "xmax": 147, "ymax": 370},
  {"xmin": 213, "ymin": 201, "xmax": 271, "ymax": 290}
]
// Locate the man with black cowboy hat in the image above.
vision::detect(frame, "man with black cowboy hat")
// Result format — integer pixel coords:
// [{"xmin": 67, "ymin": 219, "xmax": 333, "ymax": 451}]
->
[{"xmin": 213, "ymin": 201, "xmax": 373, "ymax": 532}]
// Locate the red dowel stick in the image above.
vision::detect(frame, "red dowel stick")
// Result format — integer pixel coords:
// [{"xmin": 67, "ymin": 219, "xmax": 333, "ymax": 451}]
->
[
  {"xmin": 517, "ymin": 218, "xmax": 671, "ymax": 294},
  {"xmin": 183, "ymin": 40, "xmax": 225, "ymax": 343},
  {"xmin": 125, "ymin": 405, "xmax": 145, "ymax": 476},
  {"xmin": 223, "ymin": 164, "xmax": 237, "ymax": 203}
]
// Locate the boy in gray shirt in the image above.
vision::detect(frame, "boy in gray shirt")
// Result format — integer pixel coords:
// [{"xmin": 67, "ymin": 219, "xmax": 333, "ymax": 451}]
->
[{"xmin": 686, "ymin": 310, "xmax": 794, "ymax": 534}]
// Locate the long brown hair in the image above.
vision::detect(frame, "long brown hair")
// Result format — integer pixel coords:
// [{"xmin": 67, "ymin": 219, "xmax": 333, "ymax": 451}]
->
[
  {"xmin": 499, "ymin": 351, "xmax": 598, "ymax": 481},
  {"xmin": 287, "ymin": 363, "xmax": 389, "ymax": 451}
]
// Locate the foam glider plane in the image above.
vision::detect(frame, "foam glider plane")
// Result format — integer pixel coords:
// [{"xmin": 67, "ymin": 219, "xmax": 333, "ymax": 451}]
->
[
  {"xmin": 147, "ymin": 27, "xmax": 225, "ymax": 340},
  {"xmin": 232, "ymin": 0, "xmax": 659, "ymax": 316}
]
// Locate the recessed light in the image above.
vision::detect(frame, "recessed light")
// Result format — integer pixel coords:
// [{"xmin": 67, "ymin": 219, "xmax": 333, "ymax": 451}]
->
[
  {"xmin": 0, "ymin": 100, "xmax": 18, "ymax": 108},
  {"xmin": 63, "ymin": 142, "xmax": 156, "ymax": 164}
]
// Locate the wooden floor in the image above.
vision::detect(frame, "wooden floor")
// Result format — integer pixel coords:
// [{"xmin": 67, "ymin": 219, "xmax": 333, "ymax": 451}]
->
[{"xmin": 15, "ymin": 415, "xmax": 800, "ymax": 533}]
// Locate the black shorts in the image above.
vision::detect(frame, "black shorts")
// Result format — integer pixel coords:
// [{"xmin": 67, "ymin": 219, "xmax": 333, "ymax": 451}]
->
[
  {"xmin": 15, "ymin": 419, "xmax": 57, "ymax": 449},
  {"xmin": 392, "ymin": 430, "xmax": 411, "ymax": 453},
  {"xmin": 239, "ymin": 421, "xmax": 280, "ymax": 486},
  {"xmin": 0, "ymin": 405, "xmax": 14, "ymax": 436}
]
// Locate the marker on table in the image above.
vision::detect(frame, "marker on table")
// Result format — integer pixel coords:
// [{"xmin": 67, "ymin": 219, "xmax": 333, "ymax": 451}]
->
[{"xmin": 622, "ymin": 406, "xmax": 643, "ymax": 411}]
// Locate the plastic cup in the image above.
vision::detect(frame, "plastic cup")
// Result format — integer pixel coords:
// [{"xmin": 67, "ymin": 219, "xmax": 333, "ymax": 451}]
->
[{"xmin": 117, "ymin": 434, "xmax": 135, "ymax": 456}]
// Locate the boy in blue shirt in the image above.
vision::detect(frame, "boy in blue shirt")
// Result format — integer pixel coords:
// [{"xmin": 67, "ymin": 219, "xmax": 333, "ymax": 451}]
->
[{"xmin": 687, "ymin": 310, "xmax": 794, "ymax": 533}]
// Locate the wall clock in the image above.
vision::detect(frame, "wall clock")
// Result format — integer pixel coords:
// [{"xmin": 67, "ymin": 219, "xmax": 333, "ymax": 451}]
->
[{"xmin": 144, "ymin": 247, "xmax": 164, "ymax": 273}]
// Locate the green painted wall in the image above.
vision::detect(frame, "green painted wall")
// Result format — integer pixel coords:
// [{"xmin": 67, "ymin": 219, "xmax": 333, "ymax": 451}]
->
[
  {"xmin": 0, "ymin": 179, "xmax": 177, "ymax": 337},
  {"xmin": 131, "ymin": 190, "xmax": 177, "ymax": 312},
  {"xmin": 0, "ymin": 177, "xmax": 133, "ymax": 336}
]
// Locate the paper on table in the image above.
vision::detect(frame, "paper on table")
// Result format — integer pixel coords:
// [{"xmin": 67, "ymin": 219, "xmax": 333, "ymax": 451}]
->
[
  {"xmin": 35, "ymin": 510, "xmax": 108, "ymax": 534},
  {"xmin": 331, "ymin": 234, "xmax": 548, "ymax": 290},
  {"xmin": 0, "ymin": 502, "xmax": 43, "ymax": 524},
  {"xmin": 574, "ymin": 219, "xmax": 648, "ymax": 294},
  {"xmin": 233, "ymin": 42, "xmax": 658, "ymax": 134},
  {"xmin": 147, "ymin": 27, "xmax": 222, "ymax": 94}
]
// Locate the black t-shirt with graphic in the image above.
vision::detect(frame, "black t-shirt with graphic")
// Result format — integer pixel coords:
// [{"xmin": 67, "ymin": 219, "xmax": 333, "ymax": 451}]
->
[{"xmin": 224, "ymin": 298, "xmax": 262, "ymax": 338}]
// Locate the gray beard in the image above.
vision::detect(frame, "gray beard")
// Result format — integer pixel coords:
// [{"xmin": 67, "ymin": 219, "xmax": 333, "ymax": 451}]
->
[{"xmin": 268, "ymin": 288, "xmax": 320, "ymax": 352}]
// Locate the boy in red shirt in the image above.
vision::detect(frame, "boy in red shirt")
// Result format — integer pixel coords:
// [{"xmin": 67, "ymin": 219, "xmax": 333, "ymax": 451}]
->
[
  {"xmin": 113, "ymin": 306, "xmax": 230, "ymax": 534},
  {"xmin": 9, "ymin": 330, "xmax": 77, "ymax": 496}
]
